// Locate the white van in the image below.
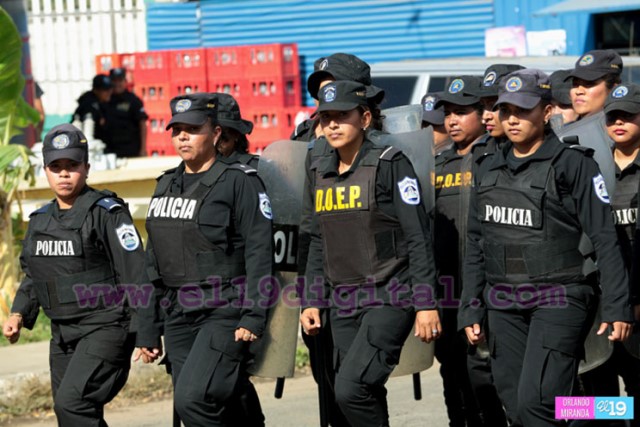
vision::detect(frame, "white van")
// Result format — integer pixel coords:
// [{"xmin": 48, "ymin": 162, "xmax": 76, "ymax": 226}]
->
[{"xmin": 370, "ymin": 56, "xmax": 640, "ymax": 108}]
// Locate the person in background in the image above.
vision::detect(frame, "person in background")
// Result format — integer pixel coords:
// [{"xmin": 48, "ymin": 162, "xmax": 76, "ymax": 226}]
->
[
  {"xmin": 548, "ymin": 69, "xmax": 579, "ymax": 130},
  {"xmin": 214, "ymin": 92, "xmax": 258, "ymax": 168},
  {"xmin": 72, "ymin": 74, "xmax": 112, "ymax": 144},
  {"xmin": 421, "ymin": 91, "xmax": 452, "ymax": 155},
  {"xmin": 105, "ymin": 67, "xmax": 148, "ymax": 157}
]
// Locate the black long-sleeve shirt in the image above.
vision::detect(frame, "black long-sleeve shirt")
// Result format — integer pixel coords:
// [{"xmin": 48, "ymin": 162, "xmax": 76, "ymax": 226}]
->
[
  {"xmin": 304, "ymin": 138, "xmax": 437, "ymax": 311},
  {"xmin": 459, "ymin": 134, "xmax": 632, "ymax": 328}
]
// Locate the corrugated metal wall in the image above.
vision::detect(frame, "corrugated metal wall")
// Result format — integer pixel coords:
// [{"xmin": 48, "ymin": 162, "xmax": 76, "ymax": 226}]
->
[
  {"xmin": 147, "ymin": 0, "xmax": 495, "ymax": 105},
  {"xmin": 147, "ymin": 2, "xmax": 201, "ymax": 49},
  {"xmin": 493, "ymin": 0, "xmax": 593, "ymax": 55}
]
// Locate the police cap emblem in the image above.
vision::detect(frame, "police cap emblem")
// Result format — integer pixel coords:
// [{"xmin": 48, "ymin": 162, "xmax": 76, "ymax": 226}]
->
[
  {"xmin": 319, "ymin": 59, "xmax": 329, "ymax": 70},
  {"xmin": 423, "ymin": 96, "xmax": 436, "ymax": 112},
  {"xmin": 449, "ymin": 79, "xmax": 464, "ymax": 94},
  {"xmin": 579, "ymin": 54, "xmax": 594, "ymax": 66},
  {"xmin": 483, "ymin": 71, "xmax": 497, "ymax": 87},
  {"xmin": 323, "ymin": 84, "xmax": 337, "ymax": 102},
  {"xmin": 175, "ymin": 99, "xmax": 192, "ymax": 113},
  {"xmin": 612, "ymin": 86, "xmax": 629, "ymax": 98},
  {"xmin": 52, "ymin": 134, "xmax": 70, "ymax": 149},
  {"xmin": 506, "ymin": 77, "xmax": 523, "ymax": 93}
]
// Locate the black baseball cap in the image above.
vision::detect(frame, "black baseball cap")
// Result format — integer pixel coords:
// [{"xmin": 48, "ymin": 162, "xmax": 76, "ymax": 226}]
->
[
  {"xmin": 567, "ymin": 50, "xmax": 623, "ymax": 82},
  {"xmin": 421, "ymin": 92, "xmax": 444, "ymax": 125},
  {"xmin": 477, "ymin": 64, "xmax": 525, "ymax": 97},
  {"xmin": 92, "ymin": 74, "xmax": 112, "ymax": 90},
  {"xmin": 549, "ymin": 69, "xmax": 573, "ymax": 106},
  {"xmin": 215, "ymin": 93, "xmax": 253, "ymax": 135},
  {"xmin": 43, "ymin": 124, "xmax": 89, "ymax": 166},
  {"xmin": 307, "ymin": 53, "xmax": 385, "ymax": 103},
  {"xmin": 316, "ymin": 81, "xmax": 369, "ymax": 112},
  {"xmin": 495, "ymin": 69, "xmax": 551, "ymax": 110},
  {"xmin": 604, "ymin": 83, "xmax": 640, "ymax": 115},
  {"xmin": 109, "ymin": 67, "xmax": 126, "ymax": 80},
  {"xmin": 166, "ymin": 93, "xmax": 218, "ymax": 130},
  {"xmin": 435, "ymin": 76, "xmax": 482, "ymax": 108}
]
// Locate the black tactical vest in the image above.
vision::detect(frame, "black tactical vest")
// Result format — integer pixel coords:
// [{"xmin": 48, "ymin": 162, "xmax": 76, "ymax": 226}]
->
[
  {"xmin": 611, "ymin": 167, "xmax": 639, "ymax": 267},
  {"xmin": 313, "ymin": 146, "xmax": 409, "ymax": 286},
  {"xmin": 26, "ymin": 190, "xmax": 118, "ymax": 320},
  {"xmin": 477, "ymin": 143, "xmax": 587, "ymax": 284},
  {"xmin": 145, "ymin": 161, "xmax": 247, "ymax": 288}
]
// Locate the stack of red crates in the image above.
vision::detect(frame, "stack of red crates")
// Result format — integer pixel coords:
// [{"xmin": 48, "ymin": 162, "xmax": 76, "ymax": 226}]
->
[{"xmin": 95, "ymin": 43, "xmax": 306, "ymax": 156}]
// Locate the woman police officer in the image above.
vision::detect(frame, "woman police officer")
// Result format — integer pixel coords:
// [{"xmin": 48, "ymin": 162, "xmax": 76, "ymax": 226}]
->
[
  {"xmin": 135, "ymin": 93, "xmax": 273, "ymax": 426},
  {"xmin": 2, "ymin": 123, "xmax": 144, "ymax": 426},
  {"xmin": 213, "ymin": 92, "xmax": 259, "ymax": 168},
  {"xmin": 459, "ymin": 69, "xmax": 632, "ymax": 427},
  {"xmin": 300, "ymin": 80, "xmax": 440, "ymax": 427}
]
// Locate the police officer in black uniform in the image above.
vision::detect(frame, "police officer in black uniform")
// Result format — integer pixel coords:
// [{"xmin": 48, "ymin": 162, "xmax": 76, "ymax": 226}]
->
[
  {"xmin": 433, "ymin": 76, "xmax": 507, "ymax": 427},
  {"xmin": 421, "ymin": 91, "xmax": 452, "ymax": 155},
  {"xmin": 548, "ymin": 69, "xmax": 579, "ymax": 131},
  {"xmin": 300, "ymin": 80, "xmax": 439, "ymax": 427},
  {"xmin": 459, "ymin": 69, "xmax": 633, "ymax": 427},
  {"xmin": 72, "ymin": 74, "xmax": 112, "ymax": 143},
  {"xmin": 105, "ymin": 67, "xmax": 148, "ymax": 157},
  {"xmin": 135, "ymin": 93, "xmax": 272, "ymax": 427},
  {"xmin": 2, "ymin": 123, "xmax": 144, "ymax": 426},
  {"xmin": 214, "ymin": 92, "xmax": 259, "ymax": 168}
]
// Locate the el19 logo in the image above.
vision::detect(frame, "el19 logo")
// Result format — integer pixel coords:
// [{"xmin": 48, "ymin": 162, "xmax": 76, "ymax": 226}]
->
[{"xmin": 594, "ymin": 397, "xmax": 634, "ymax": 419}]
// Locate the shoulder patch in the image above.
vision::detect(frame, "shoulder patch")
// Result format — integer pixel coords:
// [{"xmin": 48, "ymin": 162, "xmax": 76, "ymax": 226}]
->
[
  {"xmin": 96, "ymin": 197, "xmax": 123, "ymax": 211},
  {"xmin": 567, "ymin": 144, "xmax": 594, "ymax": 157},
  {"xmin": 259, "ymin": 192, "xmax": 273, "ymax": 220},
  {"xmin": 30, "ymin": 202, "xmax": 53, "ymax": 217},
  {"xmin": 115, "ymin": 223, "xmax": 140, "ymax": 251},
  {"xmin": 380, "ymin": 146, "xmax": 402, "ymax": 161},
  {"xmin": 592, "ymin": 173, "xmax": 610, "ymax": 204},
  {"xmin": 229, "ymin": 163, "xmax": 257, "ymax": 174},
  {"xmin": 397, "ymin": 176, "xmax": 421, "ymax": 205}
]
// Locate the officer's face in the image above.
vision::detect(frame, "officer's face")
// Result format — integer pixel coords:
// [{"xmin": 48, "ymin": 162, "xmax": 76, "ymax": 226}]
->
[
  {"xmin": 480, "ymin": 97, "xmax": 504, "ymax": 138},
  {"xmin": 571, "ymin": 78, "xmax": 610, "ymax": 117},
  {"xmin": 606, "ymin": 110, "xmax": 640, "ymax": 148},
  {"xmin": 499, "ymin": 103, "xmax": 552, "ymax": 148},
  {"xmin": 96, "ymin": 88, "xmax": 112, "ymax": 103},
  {"xmin": 217, "ymin": 127, "xmax": 242, "ymax": 157},
  {"xmin": 45, "ymin": 159, "xmax": 89, "ymax": 205},
  {"xmin": 170, "ymin": 120, "xmax": 221, "ymax": 164},
  {"xmin": 319, "ymin": 108, "xmax": 371, "ymax": 150},
  {"xmin": 551, "ymin": 101, "xmax": 579, "ymax": 125},
  {"xmin": 443, "ymin": 104, "xmax": 485, "ymax": 148},
  {"xmin": 111, "ymin": 78, "xmax": 126, "ymax": 94}
]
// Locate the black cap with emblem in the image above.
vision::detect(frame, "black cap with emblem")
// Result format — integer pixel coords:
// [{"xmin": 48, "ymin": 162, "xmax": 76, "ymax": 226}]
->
[
  {"xmin": 43, "ymin": 124, "xmax": 89, "ymax": 166},
  {"xmin": 317, "ymin": 80, "xmax": 369, "ymax": 112},
  {"xmin": 435, "ymin": 75, "xmax": 483, "ymax": 108},
  {"xmin": 477, "ymin": 64, "xmax": 525, "ymax": 98},
  {"xmin": 604, "ymin": 83, "xmax": 640, "ymax": 115},
  {"xmin": 421, "ymin": 92, "xmax": 445, "ymax": 125},
  {"xmin": 495, "ymin": 69, "xmax": 551, "ymax": 110},
  {"xmin": 307, "ymin": 53, "xmax": 385, "ymax": 103},
  {"xmin": 549, "ymin": 69, "xmax": 573, "ymax": 106},
  {"xmin": 567, "ymin": 49, "xmax": 623, "ymax": 82},
  {"xmin": 92, "ymin": 74, "xmax": 112, "ymax": 90},
  {"xmin": 166, "ymin": 93, "xmax": 218, "ymax": 130}
]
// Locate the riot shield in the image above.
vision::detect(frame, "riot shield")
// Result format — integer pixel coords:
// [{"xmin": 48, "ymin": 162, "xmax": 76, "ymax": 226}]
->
[
  {"xmin": 381, "ymin": 106, "xmax": 437, "ymax": 377},
  {"xmin": 250, "ymin": 140, "xmax": 307, "ymax": 379},
  {"xmin": 578, "ymin": 306, "xmax": 614, "ymax": 374},
  {"xmin": 555, "ymin": 111, "xmax": 615, "ymax": 196}
]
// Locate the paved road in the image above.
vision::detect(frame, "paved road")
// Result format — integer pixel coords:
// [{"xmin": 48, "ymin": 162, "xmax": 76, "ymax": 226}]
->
[{"xmin": 2, "ymin": 341, "xmax": 449, "ymax": 426}]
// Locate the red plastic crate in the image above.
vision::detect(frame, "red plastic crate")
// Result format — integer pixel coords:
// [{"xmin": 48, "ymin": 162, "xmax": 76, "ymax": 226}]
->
[
  {"xmin": 134, "ymin": 51, "xmax": 170, "ymax": 83},
  {"xmin": 245, "ymin": 107, "xmax": 294, "ymax": 152},
  {"xmin": 169, "ymin": 48, "xmax": 207, "ymax": 81},
  {"xmin": 134, "ymin": 82, "xmax": 171, "ymax": 115},
  {"xmin": 207, "ymin": 78, "xmax": 249, "ymax": 110},
  {"xmin": 171, "ymin": 79, "xmax": 208, "ymax": 99},
  {"xmin": 95, "ymin": 53, "xmax": 120, "ymax": 74},
  {"xmin": 206, "ymin": 46, "xmax": 246, "ymax": 78},
  {"xmin": 245, "ymin": 43, "xmax": 299, "ymax": 77},
  {"xmin": 146, "ymin": 115, "xmax": 175, "ymax": 156},
  {"xmin": 248, "ymin": 75, "xmax": 301, "ymax": 108}
]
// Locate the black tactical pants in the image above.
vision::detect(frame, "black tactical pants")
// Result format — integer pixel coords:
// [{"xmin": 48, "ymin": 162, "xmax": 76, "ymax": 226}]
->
[
  {"xmin": 572, "ymin": 341, "xmax": 640, "ymax": 427},
  {"xmin": 330, "ymin": 304, "xmax": 414, "ymax": 427},
  {"xmin": 486, "ymin": 283, "xmax": 595, "ymax": 427},
  {"xmin": 50, "ymin": 325, "xmax": 134, "ymax": 427},
  {"xmin": 164, "ymin": 306, "xmax": 264, "ymax": 427},
  {"xmin": 436, "ymin": 307, "xmax": 506, "ymax": 427},
  {"xmin": 301, "ymin": 310, "xmax": 351, "ymax": 427}
]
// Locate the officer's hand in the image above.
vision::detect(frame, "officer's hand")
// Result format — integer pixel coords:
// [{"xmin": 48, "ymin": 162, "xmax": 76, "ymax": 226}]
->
[
  {"xmin": 464, "ymin": 324, "xmax": 485, "ymax": 346},
  {"xmin": 414, "ymin": 310, "xmax": 441, "ymax": 343},
  {"xmin": 300, "ymin": 308, "xmax": 321, "ymax": 336},
  {"xmin": 597, "ymin": 321, "xmax": 632, "ymax": 342},
  {"xmin": 134, "ymin": 347, "xmax": 163, "ymax": 363},
  {"xmin": 235, "ymin": 327, "xmax": 259, "ymax": 342},
  {"xmin": 2, "ymin": 315, "xmax": 23, "ymax": 344}
]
